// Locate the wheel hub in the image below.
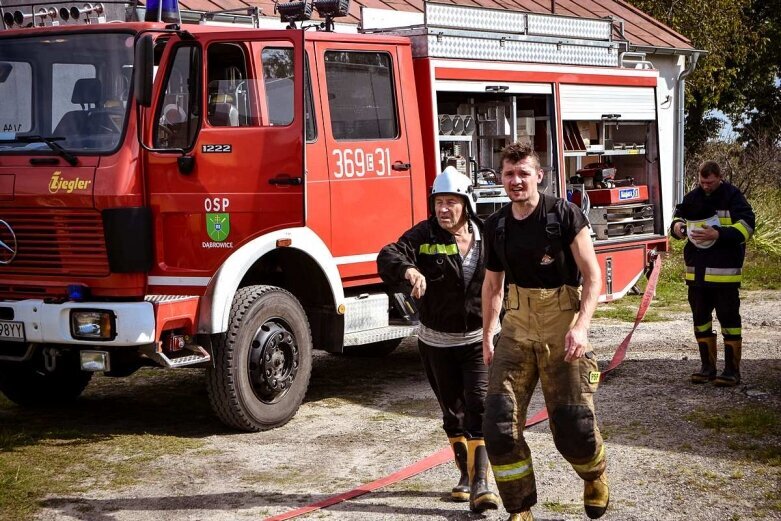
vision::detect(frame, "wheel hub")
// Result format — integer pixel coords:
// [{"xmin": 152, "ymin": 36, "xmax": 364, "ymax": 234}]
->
[{"xmin": 248, "ymin": 321, "xmax": 298, "ymax": 403}]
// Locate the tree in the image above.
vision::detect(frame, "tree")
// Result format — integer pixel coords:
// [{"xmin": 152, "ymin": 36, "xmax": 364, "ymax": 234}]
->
[
  {"xmin": 685, "ymin": 130, "xmax": 781, "ymax": 199},
  {"xmin": 628, "ymin": 0, "xmax": 780, "ymax": 151}
]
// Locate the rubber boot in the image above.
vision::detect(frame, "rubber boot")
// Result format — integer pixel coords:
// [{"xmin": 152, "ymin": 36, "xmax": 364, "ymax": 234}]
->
[
  {"xmin": 714, "ymin": 339, "xmax": 741, "ymax": 387},
  {"xmin": 507, "ymin": 511, "xmax": 534, "ymax": 521},
  {"xmin": 690, "ymin": 336, "xmax": 717, "ymax": 384},
  {"xmin": 467, "ymin": 438, "xmax": 499, "ymax": 512},
  {"xmin": 584, "ymin": 471, "xmax": 609, "ymax": 519},
  {"xmin": 448, "ymin": 436, "xmax": 470, "ymax": 502}
]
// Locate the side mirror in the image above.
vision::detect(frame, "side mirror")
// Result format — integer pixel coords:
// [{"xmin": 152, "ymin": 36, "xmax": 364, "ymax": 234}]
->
[{"xmin": 134, "ymin": 35, "xmax": 154, "ymax": 107}]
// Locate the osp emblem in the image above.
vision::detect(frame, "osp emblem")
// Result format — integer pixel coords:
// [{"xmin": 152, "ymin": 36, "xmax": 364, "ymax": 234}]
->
[
  {"xmin": 0, "ymin": 220, "xmax": 18, "ymax": 265},
  {"xmin": 206, "ymin": 213, "xmax": 230, "ymax": 242}
]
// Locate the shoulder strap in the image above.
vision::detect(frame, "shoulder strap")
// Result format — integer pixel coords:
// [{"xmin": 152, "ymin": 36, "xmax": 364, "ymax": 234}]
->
[
  {"xmin": 546, "ymin": 198, "xmax": 570, "ymax": 282},
  {"xmin": 494, "ymin": 205, "xmax": 511, "ymax": 277}
]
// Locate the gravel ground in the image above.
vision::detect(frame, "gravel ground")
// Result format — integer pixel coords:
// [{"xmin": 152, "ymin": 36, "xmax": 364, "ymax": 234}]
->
[{"xmin": 34, "ymin": 290, "xmax": 781, "ymax": 521}]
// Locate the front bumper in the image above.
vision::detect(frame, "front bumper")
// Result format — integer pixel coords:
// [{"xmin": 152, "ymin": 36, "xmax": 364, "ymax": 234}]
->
[{"xmin": 0, "ymin": 299, "xmax": 155, "ymax": 346}]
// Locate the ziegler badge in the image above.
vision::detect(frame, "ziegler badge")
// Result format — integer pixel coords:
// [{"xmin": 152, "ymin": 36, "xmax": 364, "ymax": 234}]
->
[
  {"xmin": 49, "ymin": 171, "xmax": 92, "ymax": 194},
  {"xmin": 204, "ymin": 213, "xmax": 233, "ymax": 249}
]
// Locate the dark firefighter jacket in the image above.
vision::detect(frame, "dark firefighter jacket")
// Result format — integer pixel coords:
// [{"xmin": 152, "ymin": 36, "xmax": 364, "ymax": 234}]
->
[
  {"xmin": 671, "ymin": 181, "xmax": 755, "ymax": 287},
  {"xmin": 377, "ymin": 216, "xmax": 485, "ymax": 334}
]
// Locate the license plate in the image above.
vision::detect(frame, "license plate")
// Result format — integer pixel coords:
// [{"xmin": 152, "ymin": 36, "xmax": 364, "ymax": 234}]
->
[{"xmin": 0, "ymin": 320, "xmax": 25, "ymax": 342}]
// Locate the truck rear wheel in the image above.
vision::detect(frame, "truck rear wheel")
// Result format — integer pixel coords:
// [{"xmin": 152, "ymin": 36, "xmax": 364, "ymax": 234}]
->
[
  {"xmin": 207, "ymin": 286, "xmax": 313, "ymax": 432},
  {"xmin": 0, "ymin": 359, "xmax": 92, "ymax": 407}
]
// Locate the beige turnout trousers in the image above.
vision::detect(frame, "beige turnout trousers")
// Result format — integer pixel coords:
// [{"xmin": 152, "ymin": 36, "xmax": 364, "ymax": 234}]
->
[{"xmin": 483, "ymin": 284, "xmax": 606, "ymax": 513}]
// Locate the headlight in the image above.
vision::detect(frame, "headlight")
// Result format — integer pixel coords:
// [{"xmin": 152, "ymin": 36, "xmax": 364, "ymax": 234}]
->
[{"xmin": 70, "ymin": 310, "xmax": 116, "ymax": 341}]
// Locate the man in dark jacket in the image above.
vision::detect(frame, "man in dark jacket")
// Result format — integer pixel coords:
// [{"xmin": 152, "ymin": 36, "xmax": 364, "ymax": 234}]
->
[
  {"xmin": 377, "ymin": 167, "xmax": 499, "ymax": 513},
  {"xmin": 671, "ymin": 160, "xmax": 755, "ymax": 386}
]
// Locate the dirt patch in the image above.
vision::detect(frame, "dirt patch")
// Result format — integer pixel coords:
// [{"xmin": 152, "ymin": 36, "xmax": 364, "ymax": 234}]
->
[{"xmin": 5, "ymin": 290, "xmax": 781, "ymax": 521}]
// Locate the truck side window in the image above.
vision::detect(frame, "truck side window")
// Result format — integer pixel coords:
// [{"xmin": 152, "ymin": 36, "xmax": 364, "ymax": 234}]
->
[
  {"xmin": 261, "ymin": 48, "xmax": 294, "ymax": 127},
  {"xmin": 258, "ymin": 48, "xmax": 315, "ymax": 141},
  {"xmin": 207, "ymin": 43, "xmax": 253, "ymax": 127},
  {"xmin": 153, "ymin": 45, "xmax": 200, "ymax": 149},
  {"xmin": 324, "ymin": 51, "xmax": 398, "ymax": 141}
]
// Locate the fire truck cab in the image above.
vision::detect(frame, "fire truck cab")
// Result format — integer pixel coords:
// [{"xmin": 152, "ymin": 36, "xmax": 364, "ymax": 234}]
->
[{"xmin": 0, "ymin": 0, "xmax": 698, "ymax": 430}]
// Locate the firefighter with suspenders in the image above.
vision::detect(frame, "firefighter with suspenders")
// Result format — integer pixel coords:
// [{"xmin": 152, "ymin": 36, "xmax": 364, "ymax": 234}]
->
[
  {"xmin": 671, "ymin": 160, "xmax": 755, "ymax": 386},
  {"xmin": 481, "ymin": 143, "xmax": 608, "ymax": 520}
]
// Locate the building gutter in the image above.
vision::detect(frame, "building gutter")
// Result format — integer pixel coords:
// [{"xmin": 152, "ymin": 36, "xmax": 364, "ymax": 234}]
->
[{"xmin": 673, "ymin": 51, "xmax": 701, "ymax": 204}]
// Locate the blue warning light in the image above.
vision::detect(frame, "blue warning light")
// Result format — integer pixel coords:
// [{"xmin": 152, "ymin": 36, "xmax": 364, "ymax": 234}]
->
[{"xmin": 144, "ymin": 0, "xmax": 181, "ymax": 23}]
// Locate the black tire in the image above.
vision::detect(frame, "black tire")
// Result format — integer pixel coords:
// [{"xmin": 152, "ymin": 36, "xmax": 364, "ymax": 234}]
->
[
  {"xmin": 206, "ymin": 285, "xmax": 313, "ymax": 432},
  {"xmin": 340, "ymin": 338, "xmax": 404, "ymax": 357},
  {"xmin": 0, "ymin": 360, "xmax": 92, "ymax": 407}
]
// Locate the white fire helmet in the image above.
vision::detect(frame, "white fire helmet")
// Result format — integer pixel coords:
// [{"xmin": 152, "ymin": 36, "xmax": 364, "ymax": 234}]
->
[{"xmin": 430, "ymin": 166, "xmax": 477, "ymax": 215}]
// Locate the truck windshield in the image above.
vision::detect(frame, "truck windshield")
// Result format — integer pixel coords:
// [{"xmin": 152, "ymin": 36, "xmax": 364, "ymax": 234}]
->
[{"xmin": 0, "ymin": 32, "xmax": 134, "ymax": 154}]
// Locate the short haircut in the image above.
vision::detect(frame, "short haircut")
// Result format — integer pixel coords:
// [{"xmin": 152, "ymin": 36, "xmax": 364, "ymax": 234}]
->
[
  {"xmin": 500, "ymin": 142, "xmax": 541, "ymax": 171},
  {"xmin": 698, "ymin": 160, "xmax": 722, "ymax": 178}
]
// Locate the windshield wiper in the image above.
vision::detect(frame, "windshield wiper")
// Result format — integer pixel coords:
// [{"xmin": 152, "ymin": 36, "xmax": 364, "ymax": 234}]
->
[{"xmin": 0, "ymin": 135, "xmax": 79, "ymax": 166}]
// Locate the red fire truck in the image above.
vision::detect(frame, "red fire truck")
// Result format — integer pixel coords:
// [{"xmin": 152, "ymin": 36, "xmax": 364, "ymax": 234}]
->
[{"xmin": 0, "ymin": 0, "xmax": 697, "ymax": 430}]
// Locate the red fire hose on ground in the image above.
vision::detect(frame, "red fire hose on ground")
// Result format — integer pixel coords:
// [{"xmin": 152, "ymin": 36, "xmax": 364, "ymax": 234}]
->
[{"xmin": 265, "ymin": 254, "xmax": 663, "ymax": 521}]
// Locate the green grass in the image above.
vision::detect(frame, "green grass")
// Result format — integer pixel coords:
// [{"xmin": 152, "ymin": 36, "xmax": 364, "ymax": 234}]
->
[
  {"xmin": 0, "ymin": 430, "xmax": 204, "ymax": 521},
  {"xmin": 750, "ymin": 190, "xmax": 781, "ymax": 257},
  {"xmin": 594, "ymin": 237, "xmax": 781, "ymax": 322},
  {"xmin": 0, "ymin": 369, "xmax": 219, "ymax": 521},
  {"xmin": 686, "ymin": 405, "xmax": 781, "ymax": 465}
]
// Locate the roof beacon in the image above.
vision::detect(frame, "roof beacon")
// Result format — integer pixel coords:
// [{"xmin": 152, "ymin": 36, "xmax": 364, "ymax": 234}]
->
[{"xmin": 145, "ymin": 0, "xmax": 181, "ymax": 24}]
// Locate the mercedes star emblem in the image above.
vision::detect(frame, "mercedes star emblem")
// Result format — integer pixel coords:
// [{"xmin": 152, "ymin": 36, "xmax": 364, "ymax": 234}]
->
[{"xmin": 0, "ymin": 220, "xmax": 18, "ymax": 265}]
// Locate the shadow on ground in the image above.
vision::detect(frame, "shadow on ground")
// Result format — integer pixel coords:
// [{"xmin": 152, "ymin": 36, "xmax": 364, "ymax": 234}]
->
[
  {"xmin": 0, "ymin": 340, "xmax": 430, "ymax": 450},
  {"xmin": 39, "ymin": 489, "xmax": 568, "ymax": 521}
]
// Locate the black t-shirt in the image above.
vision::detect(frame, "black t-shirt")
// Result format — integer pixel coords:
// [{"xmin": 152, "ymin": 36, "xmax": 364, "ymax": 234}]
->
[{"xmin": 485, "ymin": 194, "xmax": 589, "ymax": 288}]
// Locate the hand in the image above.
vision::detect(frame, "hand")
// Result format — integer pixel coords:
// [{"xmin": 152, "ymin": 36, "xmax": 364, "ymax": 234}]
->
[
  {"xmin": 672, "ymin": 222, "xmax": 686, "ymax": 239},
  {"xmin": 690, "ymin": 224, "xmax": 719, "ymax": 243},
  {"xmin": 564, "ymin": 324, "xmax": 588, "ymax": 362},
  {"xmin": 482, "ymin": 338, "xmax": 495, "ymax": 366},
  {"xmin": 405, "ymin": 267, "xmax": 426, "ymax": 299}
]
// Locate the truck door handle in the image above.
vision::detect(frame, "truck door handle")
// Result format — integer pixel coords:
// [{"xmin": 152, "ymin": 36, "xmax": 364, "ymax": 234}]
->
[
  {"xmin": 269, "ymin": 176, "xmax": 303, "ymax": 186},
  {"xmin": 392, "ymin": 161, "xmax": 411, "ymax": 172}
]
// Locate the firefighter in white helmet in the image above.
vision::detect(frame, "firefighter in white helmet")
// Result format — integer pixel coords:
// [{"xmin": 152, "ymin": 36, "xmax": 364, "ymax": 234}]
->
[{"xmin": 378, "ymin": 166, "xmax": 500, "ymax": 512}]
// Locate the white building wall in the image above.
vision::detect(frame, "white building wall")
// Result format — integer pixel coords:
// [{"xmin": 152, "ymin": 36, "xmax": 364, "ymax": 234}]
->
[{"xmin": 646, "ymin": 53, "xmax": 686, "ymax": 232}]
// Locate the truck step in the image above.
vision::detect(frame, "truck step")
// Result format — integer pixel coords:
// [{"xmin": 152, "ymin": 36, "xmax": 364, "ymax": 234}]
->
[
  {"xmin": 343, "ymin": 325, "xmax": 417, "ymax": 347},
  {"xmin": 141, "ymin": 344, "xmax": 211, "ymax": 368}
]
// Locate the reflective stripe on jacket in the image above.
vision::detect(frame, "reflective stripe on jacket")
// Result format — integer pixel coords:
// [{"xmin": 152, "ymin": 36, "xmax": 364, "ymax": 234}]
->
[
  {"xmin": 671, "ymin": 181, "xmax": 755, "ymax": 287},
  {"xmin": 377, "ymin": 216, "xmax": 485, "ymax": 333}
]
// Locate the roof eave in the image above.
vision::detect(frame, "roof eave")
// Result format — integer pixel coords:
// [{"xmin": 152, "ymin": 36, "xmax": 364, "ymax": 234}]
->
[{"xmin": 630, "ymin": 44, "xmax": 707, "ymax": 56}]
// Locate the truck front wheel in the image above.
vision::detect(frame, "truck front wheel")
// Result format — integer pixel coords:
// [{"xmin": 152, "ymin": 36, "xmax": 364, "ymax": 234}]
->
[
  {"xmin": 0, "ymin": 356, "xmax": 92, "ymax": 407},
  {"xmin": 207, "ymin": 286, "xmax": 313, "ymax": 431}
]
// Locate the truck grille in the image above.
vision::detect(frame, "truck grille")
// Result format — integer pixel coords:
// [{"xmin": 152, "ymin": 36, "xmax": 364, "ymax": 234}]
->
[{"xmin": 0, "ymin": 209, "xmax": 109, "ymax": 277}]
